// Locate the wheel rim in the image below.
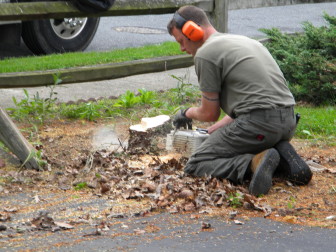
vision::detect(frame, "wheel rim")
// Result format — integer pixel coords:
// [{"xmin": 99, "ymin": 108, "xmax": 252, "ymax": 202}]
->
[{"xmin": 50, "ymin": 18, "xmax": 88, "ymax": 40}]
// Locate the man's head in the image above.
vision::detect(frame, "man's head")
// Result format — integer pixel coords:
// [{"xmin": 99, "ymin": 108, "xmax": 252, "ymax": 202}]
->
[{"xmin": 167, "ymin": 5, "xmax": 215, "ymax": 56}]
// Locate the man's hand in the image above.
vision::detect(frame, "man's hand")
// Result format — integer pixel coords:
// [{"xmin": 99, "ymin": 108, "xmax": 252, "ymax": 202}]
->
[
  {"xmin": 173, "ymin": 108, "xmax": 192, "ymax": 130},
  {"xmin": 206, "ymin": 115, "xmax": 234, "ymax": 134}
]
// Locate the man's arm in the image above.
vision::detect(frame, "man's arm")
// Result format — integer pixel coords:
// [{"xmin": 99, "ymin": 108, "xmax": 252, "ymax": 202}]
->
[
  {"xmin": 185, "ymin": 91, "xmax": 221, "ymax": 122},
  {"xmin": 184, "ymin": 91, "xmax": 234, "ymax": 134},
  {"xmin": 206, "ymin": 115, "xmax": 234, "ymax": 134}
]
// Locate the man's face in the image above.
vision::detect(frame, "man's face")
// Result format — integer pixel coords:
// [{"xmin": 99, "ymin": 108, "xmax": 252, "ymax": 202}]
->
[{"xmin": 171, "ymin": 26, "xmax": 201, "ymax": 56}]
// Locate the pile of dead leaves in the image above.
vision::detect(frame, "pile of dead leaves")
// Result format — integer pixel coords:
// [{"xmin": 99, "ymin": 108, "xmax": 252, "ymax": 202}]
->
[
  {"xmin": 72, "ymin": 148, "xmax": 335, "ymax": 228},
  {"xmin": 1, "ymin": 143, "xmax": 335, "ymax": 229},
  {"xmin": 69, "ymin": 151, "xmax": 271, "ymax": 214},
  {"xmin": 0, "ymin": 120, "xmax": 335, "ymax": 230}
]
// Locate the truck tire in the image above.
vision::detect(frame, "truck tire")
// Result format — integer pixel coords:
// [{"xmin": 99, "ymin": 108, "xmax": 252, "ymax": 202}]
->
[{"xmin": 22, "ymin": 16, "xmax": 100, "ymax": 55}]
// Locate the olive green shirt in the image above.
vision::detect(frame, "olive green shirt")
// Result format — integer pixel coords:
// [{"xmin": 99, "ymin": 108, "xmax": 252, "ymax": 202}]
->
[{"xmin": 194, "ymin": 33, "xmax": 295, "ymax": 118}]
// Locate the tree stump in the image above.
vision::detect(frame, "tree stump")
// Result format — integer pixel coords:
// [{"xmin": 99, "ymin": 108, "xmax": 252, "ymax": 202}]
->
[{"xmin": 128, "ymin": 115, "xmax": 173, "ymax": 154}]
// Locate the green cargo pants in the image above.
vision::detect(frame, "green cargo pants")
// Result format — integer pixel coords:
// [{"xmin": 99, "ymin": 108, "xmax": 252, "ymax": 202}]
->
[{"xmin": 184, "ymin": 106, "xmax": 296, "ymax": 184}]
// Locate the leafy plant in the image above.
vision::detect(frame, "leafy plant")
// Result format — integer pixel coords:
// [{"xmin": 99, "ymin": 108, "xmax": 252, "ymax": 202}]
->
[
  {"xmin": 168, "ymin": 73, "xmax": 200, "ymax": 105},
  {"xmin": 227, "ymin": 192, "xmax": 243, "ymax": 208},
  {"xmin": 74, "ymin": 182, "xmax": 88, "ymax": 191},
  {"xmin": 171, "ymin": 75, "xmax": 192, "ymax": 104},
  {"xmin": 260, "ymin": 13, "xmax": 336, "ymax": 106},
  {"xmin": 0, "ymin": 141, "xmax": 9, "ymax": 153},
  {"xmin": 137, "ymin": 88, "xmax": 158, "ymax": 105},
  {"xmin": 7, "ymin": 74, "xmax": 61, "ymax": 124},
  {"xmin": 78, "ymin": 102, "xmax": 102, "ymax": 121},
  {"xmin": 60, "ymin": 101, "xmax": 103, "ymax": 121},
  {"xmin": 287, "ymin": 196, "xmax": 296, "ymax": 209},
  {"xmin": 113, "ymin": 90, "xmax": 140, "ymax": 108},
  {"xmin": 19, "ymin": 149, "xmax": 47, "ymax": 170}
]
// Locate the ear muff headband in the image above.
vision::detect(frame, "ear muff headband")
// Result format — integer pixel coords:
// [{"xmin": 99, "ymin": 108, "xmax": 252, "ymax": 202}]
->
[
  {"xmin": 173, "ymin": 12, "xmax": 204, "ymax": 41},
  {"xmin": 173, "ymin": 12, "xmax": 187, "ymax": 29}
]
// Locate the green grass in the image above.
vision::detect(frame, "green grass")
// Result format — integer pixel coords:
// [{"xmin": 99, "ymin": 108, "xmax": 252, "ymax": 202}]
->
[
  {"xmin": 0, "ymin": 42, "xmax": 184, "ymax": 73},
  {"xmin": 295, "ymin": 106, "xmax": 336, "ymax": 143},
  {"xmin": 212, "ymin": 105, "xmax": 335, "ymax": 144}
]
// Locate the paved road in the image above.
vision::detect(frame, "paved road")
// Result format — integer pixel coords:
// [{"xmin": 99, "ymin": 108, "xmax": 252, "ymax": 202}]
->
[
  {"xmin": 87, "ymin": 2, "xmax": 336, "ymax": 51},
  {"xmin": 5, "ymin": 2, "xmax": 336, "ymax": 56},
  {"xmin": 2, "ymin": 214, "xmax": 336, "ymax": 251},
  {"xmin": 0, "ymin": 188, "xmax": 335, "ymax": 251}
]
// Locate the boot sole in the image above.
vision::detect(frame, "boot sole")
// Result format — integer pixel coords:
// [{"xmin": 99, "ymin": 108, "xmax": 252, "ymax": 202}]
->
[
  {"xmin": 275, "ymin": 141, "xmax": 312, "ymax": 185},
  {"xmin": 249, "ymin": 148, "xmax": 280, "ymax": 196}
]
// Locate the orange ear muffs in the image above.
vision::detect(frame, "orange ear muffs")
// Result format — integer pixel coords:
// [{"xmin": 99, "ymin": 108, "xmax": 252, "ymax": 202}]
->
[
  {"xmin": 182, "ymin": 21, "xmax": 204, "ymax": 41},
  {"xmin": 173, "ymin": 12, "xmax": 204, "ymax": 41}
]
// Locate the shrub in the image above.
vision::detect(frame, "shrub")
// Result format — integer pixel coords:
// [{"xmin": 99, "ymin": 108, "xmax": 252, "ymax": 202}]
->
[{"xmin": 260, "ymin": 13, "xmax": 336, "ymax": 106}]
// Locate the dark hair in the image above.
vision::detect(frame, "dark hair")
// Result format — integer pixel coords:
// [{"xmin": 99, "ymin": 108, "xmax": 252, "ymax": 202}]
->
[{"xmin": 167, "ymin": 5, "xmax": 210, "ymax": 35}]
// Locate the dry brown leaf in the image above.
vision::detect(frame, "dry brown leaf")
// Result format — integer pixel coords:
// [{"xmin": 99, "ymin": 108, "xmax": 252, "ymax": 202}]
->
[{"xmin": 54, "ymin": 222, "xmax": 74, "ymax": 229}]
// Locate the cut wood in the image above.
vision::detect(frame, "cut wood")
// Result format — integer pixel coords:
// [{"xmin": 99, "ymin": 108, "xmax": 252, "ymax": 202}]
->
[
  {"xmin": 128, "ymin": 115, "xmax": 172, "ymax": 154},
  {"xmin": 0, "ymin": 107, "xmax": 40, "ymax": 170}
]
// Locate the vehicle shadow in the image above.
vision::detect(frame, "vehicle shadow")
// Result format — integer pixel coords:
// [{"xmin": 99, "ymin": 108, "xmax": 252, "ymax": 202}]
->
[{"xmin": 0, "ymin": 42, "xmax": 33, "ymax": 60}]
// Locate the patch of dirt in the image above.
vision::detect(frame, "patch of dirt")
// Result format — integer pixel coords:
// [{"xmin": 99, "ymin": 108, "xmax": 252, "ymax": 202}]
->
[{"xmin": 0, "ymin": 118, "xmax": 335, "ymax": 236}]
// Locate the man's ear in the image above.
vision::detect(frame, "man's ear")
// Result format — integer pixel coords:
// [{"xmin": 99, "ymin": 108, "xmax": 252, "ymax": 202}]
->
[{"xmin": 182, "ymin": 21, "xmax": 204, "ymax": 41}]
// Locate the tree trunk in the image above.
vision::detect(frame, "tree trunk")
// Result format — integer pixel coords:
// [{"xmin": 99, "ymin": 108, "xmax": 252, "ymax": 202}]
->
[{"xmin": 0, "ymin": 107, "xmax": 40, "ymax": 170}]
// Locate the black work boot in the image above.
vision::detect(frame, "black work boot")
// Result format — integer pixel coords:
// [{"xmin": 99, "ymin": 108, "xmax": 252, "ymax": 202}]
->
[
  {"xmin": 274, "ymin": 141, "xmax": 312, "ymax": 185},
  {"xmin": 249, "ymin": 148, "xmax": 280, "ymax": 196}
]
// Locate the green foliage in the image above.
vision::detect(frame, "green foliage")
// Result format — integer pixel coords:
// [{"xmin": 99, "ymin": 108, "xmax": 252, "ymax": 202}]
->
[
  {"xmin": 77, "ymin": 102, "xmax": 102, "ymax": 121},
  {"xmin": 7, "ymin": 74, "xmax": 61, "ymax": 124},
  {"xmin": 287, "ymin": 196, "xmax": 296, "ymax": 209},
  {"xmin": 60, "ymin": 101, "xmax": 104, "ymax": 121},
  {"xmin": 59, "ymin": 104, "xmax": 79, "ymax": 119},
  {"xmin": 169, "ymin": 73, "xmax": 200, "ymax": 105},
  {"xmin": 59, "ymin": 86, "xmax": 187, "ymax": 121},
  {"xmin": 113, "ymin": 90, "xmax": 140, "ymax": 108},
  {"xmin": 112, "ymin": 89, "xmax": 160, "ymax": 109},
  {"xmin": 0, "ymin": 141, "xmax": 9, "ymax": 153},
  {"xmin": 227, "ymin": 192, "xmax": 243, "ymax": 208},
  {"xmin": 74, "ymin": 182, "xmax": 88, "ymax": 191},
  {"xmin": 260, "ymin": 13, "xmax": 336, "ymax": 106},
  {"xmin": 137, "ymin": 88, "xmax": 158, "ymax": 105},
  {"xmin": 19, "ymin": 149, "xmax": 47, "ymax": 170},
  {"xmin": 142, "ymin": 102, "xmax": 179, "ymax": 119}
]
